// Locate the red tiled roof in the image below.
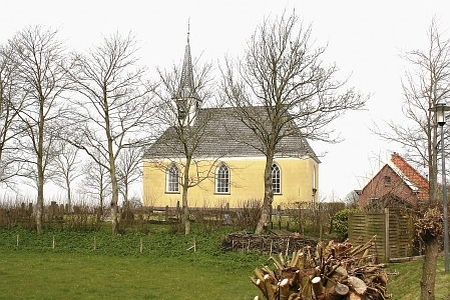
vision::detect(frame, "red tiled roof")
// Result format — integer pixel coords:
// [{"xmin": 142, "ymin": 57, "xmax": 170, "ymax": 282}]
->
[{"xmin": 390, "ymin": 153, "xmax": 429, "ymax": 200}]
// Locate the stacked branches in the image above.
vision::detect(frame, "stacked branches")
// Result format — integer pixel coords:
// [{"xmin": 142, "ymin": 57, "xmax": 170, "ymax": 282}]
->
[
  {"xmin": 252, "ymin": 236, "xmax": 390, "ymax": 300},
  {"xmin": 222, "ymin": 231, "xmax": 317, "ymax": 254}
]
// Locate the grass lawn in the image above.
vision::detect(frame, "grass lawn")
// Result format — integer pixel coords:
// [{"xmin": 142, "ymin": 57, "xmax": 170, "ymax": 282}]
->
[
  {"xmin": 0, "ymin": 226, "xmax": 267, "ymax": 300},
  {"xmin": 0, "ymin": 251, "xmax": 264, "ymax": 300},
  {"xmin": 387, "ymin": 258, "xmax": 450, "ymax": 300},
  {"xmin": 0, "ymin": 226, "xmax": 449, "ymax": 299}
]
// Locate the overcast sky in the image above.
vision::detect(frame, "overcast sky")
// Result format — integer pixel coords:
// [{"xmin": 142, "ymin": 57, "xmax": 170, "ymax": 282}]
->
[{"xmin": 2, "ymin": 0, "xmax": 450, "ymax": 200}]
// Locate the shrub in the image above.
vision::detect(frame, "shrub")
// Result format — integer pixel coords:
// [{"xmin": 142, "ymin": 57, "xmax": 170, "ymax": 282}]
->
[{"xmin": 332, "ymin": 208, "xmax": 360, "ymax": 241}]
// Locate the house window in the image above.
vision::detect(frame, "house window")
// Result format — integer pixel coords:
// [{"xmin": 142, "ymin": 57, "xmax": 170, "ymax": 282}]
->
[
  {"xmin": 271, "ymin": 163, "xmax": 281, "ymax": 194},
  {"xmin": 215, "ymin": 163, "xmax": 230, "ymax": 194},
  {"xmin": 166, "ymin": 164, "xmax": 179, "ymax": 193},
  {"xmin": 384, "ymin": 176, "xmax": 392, "ymax": 186}
]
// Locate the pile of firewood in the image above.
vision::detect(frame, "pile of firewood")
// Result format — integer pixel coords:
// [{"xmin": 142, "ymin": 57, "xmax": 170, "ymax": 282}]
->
[{"xmin": 251, "ymin": 236, "xmax": 390, "ymax": 300}]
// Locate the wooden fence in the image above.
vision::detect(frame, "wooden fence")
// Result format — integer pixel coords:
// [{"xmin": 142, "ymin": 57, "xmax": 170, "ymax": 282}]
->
[{"xmin": 348, "ymin": 208, "xmax": 415, "ymax": 263}]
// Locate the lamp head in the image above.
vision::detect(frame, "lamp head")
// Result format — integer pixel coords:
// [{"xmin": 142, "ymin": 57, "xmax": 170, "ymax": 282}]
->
[{"xmin": 430, "ymin": 103, "xmax": 450, "ymax": 126}]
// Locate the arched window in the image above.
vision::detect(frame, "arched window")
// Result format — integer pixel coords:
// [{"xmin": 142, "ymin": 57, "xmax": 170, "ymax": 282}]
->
[
  {"xmin": 271, "ymin": 163, "xmax": 281, "ymax": 194},
  {"xmin": 215, "ymin": 163, "xmax": 230, "ymax": 194},
  {"xmin": 166, "ymin": 164, "xmax": 179, "ymax": 193}
]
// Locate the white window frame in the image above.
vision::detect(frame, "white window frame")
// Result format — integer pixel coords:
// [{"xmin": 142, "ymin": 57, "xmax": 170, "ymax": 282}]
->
[
  {"xmin": 215, "ymin": 163, "xmax": 230, "ymax": 194},
  {"xmin": 271, "ymin": 163, "xmax": 281, "ymax": 194},
  {"xmin": 166, "ymin": 164, "xmax": 180, "ymax": 193}
]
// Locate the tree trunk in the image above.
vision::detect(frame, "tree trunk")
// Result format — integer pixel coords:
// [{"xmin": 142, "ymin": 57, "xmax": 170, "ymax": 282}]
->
[
  {"xmin": 36, "ymin": 101, "xmax": 45, "ymax": 235},
  {"xmin": 104, "ymin": 88, "xmax": 120, "ymax": 235},
  {"xmin": 420, "ymin": 236, "xmax": 439, "ymax": 300},
  {"xmin": 110, "ymin": 191, "xmax": 119, "ymax": 235},
  {"xmin": 255, "ymin": 203, "xmax": 270, "ymax": 235},
  {"xmin": 36, "ymin": 172, "xmax": 44, "ymax": 235},
  {"xmin": 255, "ymin": 155, "xmax": 274, "ymax": 235},
  {"xmin": 109, "ymin": 162, "xmax": 120, "ymax": 235},
  {"xmin": 178, "ymin": 150, "xmax": 195, "ymax": 235},
  {"xmin": 182, "ymin": 161, "xmax": 191, "ymax": 235},
  {"xmin": 36, "ymin": 147, "xmax": 44, "ymax": 234},
  {"xmin": 108, "ymin": 147, "xmax": 119, "ymax": 235},
  {"xmin": 99, "ymin": 181, "xmax": 105, "ymax": 217},
  {"xmin": 66, "ymin": 177, "xmax": 72, "ymax": 213},
  {"xmin": 183, "ymin": 197, "xmax": 190, "ymax": 235},
  {"xmin": 124, "ymin": 182, "xmax": 129, "ymax": 209}
]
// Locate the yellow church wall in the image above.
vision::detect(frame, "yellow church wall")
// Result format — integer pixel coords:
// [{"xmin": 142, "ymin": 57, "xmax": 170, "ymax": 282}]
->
[{"xmin": 142, "ymin": 156, "xmax": 319, "ymax": 208}]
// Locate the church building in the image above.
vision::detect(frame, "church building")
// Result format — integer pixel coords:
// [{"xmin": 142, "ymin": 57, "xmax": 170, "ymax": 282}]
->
[{"xmin": 142, "ymin": 31, "xmax": 320, "ymax": 208}]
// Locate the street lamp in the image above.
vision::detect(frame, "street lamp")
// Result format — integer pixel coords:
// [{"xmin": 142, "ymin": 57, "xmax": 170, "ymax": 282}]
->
[{"xmin": 431, "ymin": 102, "xmax": 450, "ymax": 273}]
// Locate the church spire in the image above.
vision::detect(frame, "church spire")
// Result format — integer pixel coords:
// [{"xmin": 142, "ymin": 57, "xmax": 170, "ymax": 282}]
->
[
  {"xmin": 175, "ymin": 20, "xmax": 199, "ymax": 100},
  {"xmin": 174, "ymin": 20, "xmax": 200, "ymax": 122}
]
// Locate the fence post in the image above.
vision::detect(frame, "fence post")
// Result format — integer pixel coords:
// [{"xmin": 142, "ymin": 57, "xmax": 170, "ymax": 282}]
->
[{"xmin": 384, "ymin": 208, "xmax": 390, "ymax": 262}]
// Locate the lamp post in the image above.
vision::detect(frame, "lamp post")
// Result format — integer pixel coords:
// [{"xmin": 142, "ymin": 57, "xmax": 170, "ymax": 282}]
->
[{"xmin": 431, "ymin": 102, "xmax": 450, "ymax": 273}]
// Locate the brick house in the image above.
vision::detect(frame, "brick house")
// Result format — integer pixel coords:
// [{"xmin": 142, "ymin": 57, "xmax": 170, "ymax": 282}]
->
[{"xmin": 357, "ymin": 153, "xmax": 429, "ymax": 212}]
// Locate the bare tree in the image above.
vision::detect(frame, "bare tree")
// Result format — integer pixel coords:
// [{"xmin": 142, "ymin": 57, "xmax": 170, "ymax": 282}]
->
[
  {"xmin": 0, "ymin": 43, "xmax": 24, "ymax": 186},
  {"xmin": 53, "ymin": 142, "xmax": 82, "ymax": 212},
  {"xmin": 150, "ymin": 39, "xmax": 217, "ymax": 234},
  {"xmin": 117, "ymin": 146, "xmax": 142, "ymax": 209},
  {"xmin": 68, "ymin": 32, "xmax": 156, "ymax": 235},
  {"xmin": 343, "ymin": 191, "xmax": 359, "ymax": 208},
  {"xmin": 222, "ymin": 11, "xmax": 366, "ymax": 234},
  {"xmin": 374, "ymin": 19, "xmax": 450, "ymax": 300},
  {"xmin": 8, "ymin": 26, "xmax": 70, "ymax": 234},
  {"xmin": 78, "ymin": 154, "xmax": 111, "ymax": 217}
]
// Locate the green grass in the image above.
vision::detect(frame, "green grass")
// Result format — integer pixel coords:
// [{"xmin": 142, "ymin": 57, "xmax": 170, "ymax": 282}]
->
[
  {"xmin": 0, "ymin": 226, "xmax": 449, "ymax": 299},
  {"xmin": 0, "ymin": 251, "xmax": 263, "ymax": 299},
  {"xmin": 387, "ymin": 258, "xmax": 450, "ymax": 300},
  {"xmin": 0, "ymin": 226, "xmax": 266, "ymax": 300}
]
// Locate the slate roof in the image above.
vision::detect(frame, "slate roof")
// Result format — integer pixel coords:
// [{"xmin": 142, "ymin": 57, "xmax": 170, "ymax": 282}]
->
[{"xmin": 144, "ymin": 106, "xmax": 319, "ymax": 162}]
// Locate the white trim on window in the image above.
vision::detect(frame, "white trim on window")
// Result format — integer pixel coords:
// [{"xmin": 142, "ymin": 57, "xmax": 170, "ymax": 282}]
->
[
  {"xmin": 215, "ymin": 163, "xmax": 230, "ymax": 194},
  {"xmin": 166, "ymin": 164, "xmax": 180, "ymax": 193},
  {"xmin": 271, "ymin": 162, "xmax": 281, "ymax": 194}
]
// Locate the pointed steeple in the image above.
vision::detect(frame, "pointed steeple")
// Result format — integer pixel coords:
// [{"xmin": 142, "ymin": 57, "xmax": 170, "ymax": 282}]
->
[
  {"xmin": 173, "ymin": 21, "xmax": 201, "ymax": 122},
  {"xmin": 177, "ymin": 23, "xmax": 199, "ymax": 100}
]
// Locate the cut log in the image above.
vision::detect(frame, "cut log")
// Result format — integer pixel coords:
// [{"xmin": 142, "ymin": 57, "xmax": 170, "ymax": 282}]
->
[
  {"xmin": 279, "ymin": 278, "xmax": 290, "ymax": 300},
  {"xmin": 334, "ymin": 266, "xmax": 348, "ymax": 277},
  {"xmin": 334, "ymin": 282, "xmax": 349, "ymax": 296},
  {"xmin": 299, "ymin": 274, "xmax": 313, "ymax": 299},
  {"xmin": 311, "ymin": 276, "xmax": 325, "ymax": 299},
  {"xmin": 252, "ymin": 278, "xmax": 266, "ymax": 296},
  {"xmin": 325, "ymin": 282, "xmax": 350, "ymax": 300},
  {"xmin": 263, "ymin": 274, "xmax": 276, "ymax": 300},
  {"xmin": 347, "ymin": 276, "xmax": 367, "ymax": 295},
  {"xmin": 348, "ymin": 291, "xmax": 362, "ymax": 300}
]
